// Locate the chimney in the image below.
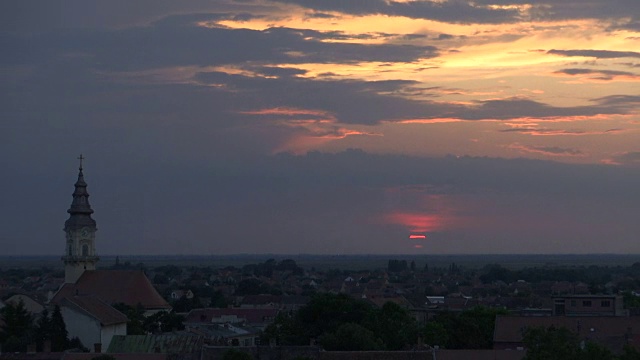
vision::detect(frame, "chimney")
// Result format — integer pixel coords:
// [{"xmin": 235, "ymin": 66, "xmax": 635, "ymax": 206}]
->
[{"xmin": 94, "ymin": 343, "xmax": 102, "ymax": 353}]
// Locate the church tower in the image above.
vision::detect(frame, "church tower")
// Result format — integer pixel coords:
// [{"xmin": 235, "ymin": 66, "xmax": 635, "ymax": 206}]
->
[{"xmin": 62, "ymin": 155, "xmax": 99, "ymax": 283}]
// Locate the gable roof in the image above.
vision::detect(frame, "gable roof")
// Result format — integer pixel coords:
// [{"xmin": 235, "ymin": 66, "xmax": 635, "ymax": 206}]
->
[
  {"xmin": 5, "ymin": 294, "xmax": 44, "ymax": 314},
  {"xmin": 51, "ymin": 270, "xmax": 170, "ymax": 311},
  {"xmin": 61, "ymin": 295, "xmax": 128, "ymax": 326}
]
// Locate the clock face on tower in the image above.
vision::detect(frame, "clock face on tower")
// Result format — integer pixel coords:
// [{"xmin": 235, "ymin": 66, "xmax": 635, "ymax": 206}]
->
[{"xmin": 81, "ymin": 227, "xmax": 89, "ymax": 238}]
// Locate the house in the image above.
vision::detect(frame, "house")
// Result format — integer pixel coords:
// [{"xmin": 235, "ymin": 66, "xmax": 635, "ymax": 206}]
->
[
  {"xmin": 494, "ymin": 315, "xmax": 640, "ymax": 353},
  {"xmin": 51, "ymin": 270, "xmax": 171, "ymax": 315},
  {"xmin": 4, "ymin": 294, "xmax": 44, "ymax": 314},
  {"xmin": 60, "ymin": 295, "xmax": 127, "ymax": 353},
  {"xmin": 239, "ymin": 294, "xmax": 280, "ymax": 309},
  {"xmin": 552, "ymin": 294, "xmax": 627, "ymax": 316}
]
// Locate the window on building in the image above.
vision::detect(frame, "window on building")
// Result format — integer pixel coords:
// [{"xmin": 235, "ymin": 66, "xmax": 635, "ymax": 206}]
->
[
  {"xmin": 570, "ymin": 300, "xmax": 576, "ymax": 307},
  {"xmin": 583, "ymin": 300, "xmax": 592, "ymax": 307},
  {"xmin": 82, "ymin": 244, "xmax": 89, "ymax": 256},
  {"xmin": 602, "ymin": 300, "xmax": 611, "ymax": 307}
]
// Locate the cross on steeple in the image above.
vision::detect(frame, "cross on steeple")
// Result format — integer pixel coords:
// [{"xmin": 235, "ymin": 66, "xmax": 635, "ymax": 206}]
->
[{"xmin": 78, "ymin": 154, "xmax": 84, "ymax": 170}]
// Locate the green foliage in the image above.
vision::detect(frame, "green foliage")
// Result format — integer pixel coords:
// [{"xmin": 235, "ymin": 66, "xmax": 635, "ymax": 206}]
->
[
  {"xmin": 581, "ymin": 341, "xmax": 615, "ymax": 360},
  {"xmin": 619, "ymin": 345, "xmax": 640, "ymax": 360},
  {"xmin": 422, "ymin": 321, "xmax": 449, "ymax": 347},
  {"xmin": 388, "ymin": 260, "xmax": 408, "ymax": 272},
  {"xmin": 68, "ymin": 336, "xmax": 89, "ymax": 352},
  {"xmin": 113, "ymin": 303, "xmax": 146, "ymax": 335},
  {"xmin": 221, "ymin": 348, "xmax": 254, "ymax": 360},
  {"xmin": 171, "ymin": 295, "xmax": 203, "ymax": 312},
  {"xmin": 35, "ymin": 308, "xmax": 51, "ymax": 351},
  {"xmin": 263, "ymin": 293, "xmax": 418, "ymax": 351},
  {"xmin": 235, "ymin": 278, "xmax": 281, "ymax": 296},
  {"xmin": 521, "ymin": 325, "xmax": 624, "ymax": 360},
  {"xmin": 366, "ymin": 302, "xmax": 417, "ymax": 350},
  {"xmin": 143, "ymin": 311, "xmax": 185, "ymax": 333},
  {"xmin": 50, "ymin": 305, "xmax": 69, "ymax": 351},
  {"xmin": 523, "ymin": 326, "xmax": 581, "ymax": 360},
  {"xmin": 0, "ymin": 300, "xmax": 34, "ymax": 352},
  {"xmin": 320, "ymin": 323, "xmax": 383, "ymax": 351},
  {"xmin": 424, "ymin": 306, "xmax": 506, "ymax": 349},
  {"xmin": 297, "ymin": 293, "xmax": 373, "ymax": 339}
]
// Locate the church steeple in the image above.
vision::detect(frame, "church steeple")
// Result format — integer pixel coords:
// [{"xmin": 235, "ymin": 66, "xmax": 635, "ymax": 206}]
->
[
  {"xmin": 63, "ymin": 154, "xmax": 99, "ymax": 283},
  {"xmin": 65, "ymin": 154, "xmax": 96, "ymax": 229}
]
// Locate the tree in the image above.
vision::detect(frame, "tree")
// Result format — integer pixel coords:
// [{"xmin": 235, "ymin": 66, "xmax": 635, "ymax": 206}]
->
[
  {"xmin": 581, "ymin": 341, "xmax": 614, "ymax": 360},
  {"xmin": 425, "ymin": 306, "xmax": 506, "ymax": 349},
  {"xmin": 388, "ymin": 260, "xmax": 408, "ymax": 272},
  {"xmin": 50, "ymin": 305, "xmax": 69, "ymax": 351},
  {"xmin": 143, "ymin": 311, "xmax": 185, "ymax": 333},
  {"xmin": 297, "ymin": 293, "xmax": 373, "ymax": 340},
  {"xmin": 367, "ymin": 302, "xmax": 417, "ymax": 350},
  {"xmin": 619, "ymin": 345, "xmax": 640, "ymax": 360},
  {"xmin": 422, "ymin": 321, "xmax": 449, "ymax": 348},
  {"xmin": 35, "ymin": 308, "xmax": 52, "ymax": 351},
  {"xmin": 320, "ymin": 323, "xmax": 383, "ymax": 351},
  {"xmin": 221, "ymin": 348, "xmax": 253, "ymax": 360},
  {"xmin": 523, "ymin": 326, "xmax": 581, "ymax": 360},
  {"xmin": 113, "ymin": 303, "xmax": 146, "ymax": 335},
  {"xmin": 0, "ymin": 300, "xmax": 34, "ymax": 352}
]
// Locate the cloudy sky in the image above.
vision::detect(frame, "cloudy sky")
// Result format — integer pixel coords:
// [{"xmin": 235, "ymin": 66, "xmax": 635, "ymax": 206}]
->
[{"xmin": 2, "ymin": 0, "xmax": 640, "ymax": 256}]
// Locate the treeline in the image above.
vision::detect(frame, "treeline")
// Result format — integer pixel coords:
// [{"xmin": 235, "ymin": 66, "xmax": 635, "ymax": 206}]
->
[
  {"xmin": 262, "ymin": 293, "xmax": 504, "ymax": 351},
  {"xmin": 478, "ymin": 263, "xmax": 640, "ymax": 287},
  {"xmin": 0, "ymin": 300, "xmax": 83, "ymax": 352}
]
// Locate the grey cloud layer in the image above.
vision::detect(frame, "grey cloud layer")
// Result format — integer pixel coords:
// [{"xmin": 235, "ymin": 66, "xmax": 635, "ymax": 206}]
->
[
  {"xmin": 1, "ymin": 15, "xmax": 437, "ymax": 71},
  {"xmin": 271, "ymin": 0, "xmax": 640, "ymax": 24}
]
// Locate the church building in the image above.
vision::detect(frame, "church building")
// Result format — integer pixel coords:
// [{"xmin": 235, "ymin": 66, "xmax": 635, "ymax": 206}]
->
[{"xmin": 51, "ymin": 156, "xmax": 171, "ymax": 352}]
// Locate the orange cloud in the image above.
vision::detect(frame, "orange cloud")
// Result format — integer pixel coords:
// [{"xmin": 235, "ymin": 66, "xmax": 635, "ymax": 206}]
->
[{"xmin": 239, "ymin": 107, "xmax": 381, "ymax": 154}]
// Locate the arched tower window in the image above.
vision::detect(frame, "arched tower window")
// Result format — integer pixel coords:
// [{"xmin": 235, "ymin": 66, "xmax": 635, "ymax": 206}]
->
[{"xmin": 82, "ymin": 244, "xmax": 89, "ymax": 256}]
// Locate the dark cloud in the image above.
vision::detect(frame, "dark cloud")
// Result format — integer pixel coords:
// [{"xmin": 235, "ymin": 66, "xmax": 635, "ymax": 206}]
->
[
  {"xmin": 610, "ymin": 152, "xmax": 640, "ymax": 166},
  {"xmin": 592, "ymin": 95, "xmax": 640, "ymax": 111},
  {"xmin": 548, "ymin": 49, "xmax": 640, "ymax": 59},
  {"xmin": 304, "ymin": 12, "xmax": 336, "ymax": 19},
  {"xmin": 0, "ymin": 16, "xmax": 437, "ymax": 71},
  {"xmin": 554, "ymin": 68, "xmax": 638, "ymax": 80},
  {"xmin": 272, "ymin": 0, "xmax": 640, "ymax": 24},
  {"xmin": 512, "ymin": 144, "xmax": 584, "ymax": 156},
  {"xmin": 436, "ymin": 33, "xmax": 455, "ymax": 40},
  {"xmin": 251, "ymin": 66, "xmax": 308, "ymax": 78},
  {"xmin": 270, "ymin": 0, "xmax": 521, "ymax": 24},
  {"xmin": 455, "ymin": 97, "xmax": 622, "ymax": 121}
]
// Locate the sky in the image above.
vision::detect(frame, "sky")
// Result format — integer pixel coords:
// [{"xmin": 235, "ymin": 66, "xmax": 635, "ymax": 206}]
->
[{"xmin": 1, "ymin": 0, "xmax": 640, "ymax": 256}]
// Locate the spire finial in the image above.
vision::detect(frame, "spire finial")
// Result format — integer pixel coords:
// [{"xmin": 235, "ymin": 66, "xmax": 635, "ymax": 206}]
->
[{"xmin": 77, "ymin": 154, "xmax": 84, "ymax": 171}]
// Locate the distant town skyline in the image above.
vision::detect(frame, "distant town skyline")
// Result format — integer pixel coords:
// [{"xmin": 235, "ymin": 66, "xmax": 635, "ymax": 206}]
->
[{"xmin": 1, "ymin": 0, "xmax": 640, "ymax": 255}]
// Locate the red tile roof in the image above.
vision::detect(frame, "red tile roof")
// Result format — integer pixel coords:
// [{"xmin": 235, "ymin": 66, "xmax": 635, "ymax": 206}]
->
[
  {"xmin": 51, "ymin": 270, "xmax": 170, "ymax": 311},
  {"xmin": 61, "ymin": 295, "xmax": 128, "ymax": 325}
]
